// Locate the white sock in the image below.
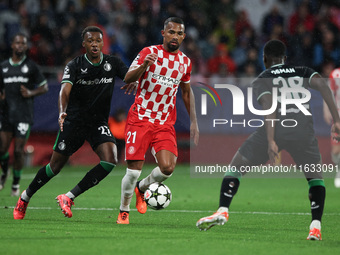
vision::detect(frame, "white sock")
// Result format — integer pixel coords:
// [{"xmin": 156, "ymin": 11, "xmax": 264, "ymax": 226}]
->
[
  {"xmin": 120, "ymin": 168, "xmax": 141, "ymax": 211},
  {"xmin": 217, "ymin": 207, "xmax": 229, "ymax": 213},
  {"xmin": 65, "ymin": 192, "xmax": 75, "ymax": 200},
  {"xmin": 310, "ymin": 220, "xmax": 321, "ymax": 230},
  {"xmin": 21, "ymin": 190, "xmax": 31, "ymax": 202},
  {"xmin": 139, "ymin": 167, "xmax": 171, "ymax": 192}
]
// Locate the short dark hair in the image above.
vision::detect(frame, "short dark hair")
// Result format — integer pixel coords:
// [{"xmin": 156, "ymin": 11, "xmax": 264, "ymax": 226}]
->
[
  {"xmin": 263, "ymin": 40, "xmax": 286, "ymax": 58},
  {"xmin": 81, "ymin": 26, "xmax": 103, "ymax": 40},
  {"xmin": 11, "ymin": 32, "xmax": 28, "ymax": 43},
  {"xmin": 164, "ymin": 17, "xmax": 185, "ymax": 29}
]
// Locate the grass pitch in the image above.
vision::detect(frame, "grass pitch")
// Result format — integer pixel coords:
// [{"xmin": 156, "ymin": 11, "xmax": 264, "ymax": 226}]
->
[{"xmin": 0, "ymin": 164, "xmax": 339, "ymax": 255}]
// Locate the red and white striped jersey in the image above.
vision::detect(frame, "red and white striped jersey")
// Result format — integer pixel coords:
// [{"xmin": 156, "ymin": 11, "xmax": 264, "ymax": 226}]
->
[
  {"xmin": 329, "ymin": 68, "xmax": 340, "ymax": 112},
  {"xmin": 129, "ymin": 45, "xmax": 192, "ymax": 125}
]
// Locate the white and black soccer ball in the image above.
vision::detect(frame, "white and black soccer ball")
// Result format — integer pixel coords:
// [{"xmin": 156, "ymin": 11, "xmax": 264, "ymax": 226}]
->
[{"xmin": 144, "ymin": 183, "xmax": 172, "ymax": 210}]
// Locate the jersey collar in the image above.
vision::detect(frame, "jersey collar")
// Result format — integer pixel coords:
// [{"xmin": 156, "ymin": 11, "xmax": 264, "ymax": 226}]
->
[
  {"xmin": 84, "ymin": 53, "xmax": 103, "ymax": 66},
  {"xmin": 9, "ymin": 55, "xmax": 26, "ymax": 66},
  {"xmin": 270, "ymin": 63, "xmax": 284, "ymax": 68}
]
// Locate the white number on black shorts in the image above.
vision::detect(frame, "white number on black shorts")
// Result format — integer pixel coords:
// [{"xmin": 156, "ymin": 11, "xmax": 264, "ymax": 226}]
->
[
  {"xmin": 17, "ymin": 122, "xmax": 29, "ymax": 135},
  {"xmin": 126, "ymin": 131, "xmax": 137, "ymax": 144},
  {"xmin": 98, "ymin": 126, "xmax": 112, "ymax": 136}
]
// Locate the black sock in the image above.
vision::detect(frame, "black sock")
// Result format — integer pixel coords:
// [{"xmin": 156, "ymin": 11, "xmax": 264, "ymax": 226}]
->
[
  {"xmin": 70, "ymin": 164, "xmax": 111, "ymax": 198},
  {"xmin": 12, "ymin": 177, "xmax": 20, "ymax": 186},
  {"xmin": 309, "ymin": 185, "xmax": 326, "ymax": 222},
  {"xmin": 0, "ymin": 153, "xmax": 9, "ymax": 176},
  {"xmin": 219, "ymin": 176, "xmax": 240, "ymax": 208},
  {"xmin": 26, "ymin": 164, "xmax": 55, "ymax": 197}
]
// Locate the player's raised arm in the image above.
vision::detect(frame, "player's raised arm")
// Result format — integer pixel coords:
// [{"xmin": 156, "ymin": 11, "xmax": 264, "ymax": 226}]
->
[
  {"xmin": 58, "ymin": 82, "xmax": 72, "ymax": 132},
  {"xmin": 123, "ymin": 53, "xmax": 157, "ymax": 83},
  {"xmin": 180, "ymin": 81, "xmax": 199, "ymax": 145}
]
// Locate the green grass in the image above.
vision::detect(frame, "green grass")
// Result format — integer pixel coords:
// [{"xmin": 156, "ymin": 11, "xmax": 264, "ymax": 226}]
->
[{"xmin": 0, "ymin": 164, "xmax": 339, "ymax": 255}]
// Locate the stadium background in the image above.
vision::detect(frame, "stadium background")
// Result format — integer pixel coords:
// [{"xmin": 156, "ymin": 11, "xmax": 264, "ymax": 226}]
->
[{"xmin": 1, "ymin": 0, "xmax": 340, "ymax": 165}]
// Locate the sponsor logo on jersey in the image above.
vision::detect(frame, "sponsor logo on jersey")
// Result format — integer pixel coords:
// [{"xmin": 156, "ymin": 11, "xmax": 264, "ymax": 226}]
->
[
  {"xmin": 2, "ymin": 67, "xmax": 8, "ymax": 73},
  {"xmin": 76, "ymin": 77, "xmax": 113, "ymax": 85},
  {"xmin": 151, "ymin": 74, "xmax": 180, "ymax": 87},
  {"xmin": 4, "ymin": 76, "xmax": 29, "ymax": 84},
  {"xmin": 21, "ymin": 64, "xmax": 29, "ymax": 73},
  {"xmin": 104, "ymin": 61, "xmax": 112, "ymax": 71},
  {"xmin": 81, "ymin": 68, "xmax": 88, "ymax": 74}
]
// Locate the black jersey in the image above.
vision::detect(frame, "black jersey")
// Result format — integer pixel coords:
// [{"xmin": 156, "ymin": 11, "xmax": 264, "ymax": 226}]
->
[
  {"xmin": 0, "ymin": 56, "xmax": 47, "ymax": 124},
  {"xmin": 252, "ymin": 64, "xmax": 318, "ymax": 141},
  {"xmin": 61, "ymin": 53, "xmax": 128, "ymax": 123}
]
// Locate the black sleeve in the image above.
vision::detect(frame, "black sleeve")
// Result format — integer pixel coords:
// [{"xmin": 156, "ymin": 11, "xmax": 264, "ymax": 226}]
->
[
  {"xmin": 304, "ymin": 67, "xmax": 319, "ymax": 88},
  {"xmin": 61, "ymin": 59, "xmax": 77, "ymax": 85},
  {"xmin": 112, "ymin": 56, "xmax": 128, "ymax": 81}
]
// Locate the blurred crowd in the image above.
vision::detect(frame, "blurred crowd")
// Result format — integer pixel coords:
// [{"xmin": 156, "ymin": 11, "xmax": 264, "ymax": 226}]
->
[{"xmin": 1, "ymin": 0, "xmax": 340, "ymax": 80}]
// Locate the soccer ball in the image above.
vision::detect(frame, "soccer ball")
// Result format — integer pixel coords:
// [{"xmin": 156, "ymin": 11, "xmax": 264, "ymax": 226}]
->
[{"xmin": 144, "ymin": 183, "xmax": 172, "ymax": 210}]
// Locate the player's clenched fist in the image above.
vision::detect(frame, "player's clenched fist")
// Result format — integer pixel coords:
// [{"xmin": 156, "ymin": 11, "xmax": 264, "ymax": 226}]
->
[{"xmin": 143, "ymin": 53, "xmax": 158, "ymax": 67}]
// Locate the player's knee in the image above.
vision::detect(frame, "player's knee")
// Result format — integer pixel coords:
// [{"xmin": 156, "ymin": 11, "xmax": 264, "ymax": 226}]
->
[
  {"xmin": 102, "ymin": 156, "xmax": 117, "ymax": 166},
  {"xmin": 97, "ymin": 149, "xmax": 118, "ymax": 165},
  {"xmin": 49, "ymin": 162, "xmax": 64, "ymax": 175},
  {"xmin": 159, "ymin": 163, "xmax": 175, "ymax": 176}
]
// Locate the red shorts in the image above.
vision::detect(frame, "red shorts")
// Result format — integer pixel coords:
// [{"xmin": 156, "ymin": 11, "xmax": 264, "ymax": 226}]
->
[{"xmin": 125, "ymin": 121, "xmax": 178, "ymax": 161}]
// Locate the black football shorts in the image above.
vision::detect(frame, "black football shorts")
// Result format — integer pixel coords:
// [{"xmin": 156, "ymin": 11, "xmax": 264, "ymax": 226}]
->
[
  {"xmin": 0, "ymin": 115, "xmax": 31, "ymax": 139},
  {"xmin": 53, "ymin": 120, "xmax": 116, "ymax": 156}
]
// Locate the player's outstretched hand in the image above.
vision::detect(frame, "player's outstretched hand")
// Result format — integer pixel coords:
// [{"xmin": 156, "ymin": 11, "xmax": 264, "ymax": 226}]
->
[
  {"xmin": 268, "ymin": 140, "xmax": 279, "ymax": 164},
  {"xmin": 58, "ymin": 112, "xmax": 67, "ymax": 132},
  {"xmin": 20, "ymin": 85, "xmax": 32, "ymax": 98},
  {"xmin": 121, "ymin": 82, "xmax": 138, "ymax": 95},
  {"xmin": 331, "ymin": 121, "xmax": 340, "ymax": 142}
]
